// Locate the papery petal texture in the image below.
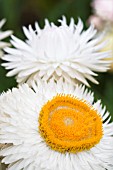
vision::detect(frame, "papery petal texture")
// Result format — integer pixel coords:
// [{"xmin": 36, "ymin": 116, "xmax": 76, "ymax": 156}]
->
[
  {"xmin": 0, "ymin": 80, "xmax": 113, "ymax": 170},
  {"xmin": 0, "ymin": 19, "xmax": 12, "ymax": 58},
  {"xmin": 2, "ymin": 16, "xmax": 111, "ymax": 86}
]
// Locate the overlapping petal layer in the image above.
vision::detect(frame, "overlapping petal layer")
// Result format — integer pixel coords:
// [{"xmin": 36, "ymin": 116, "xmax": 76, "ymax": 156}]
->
[
  {"xmin": 0, "ymin": 80, "xmax": 113, "ymax": 170},
  {"xmin": 2, "ymin": 17, "xmax": 111, "ymax": 86}
]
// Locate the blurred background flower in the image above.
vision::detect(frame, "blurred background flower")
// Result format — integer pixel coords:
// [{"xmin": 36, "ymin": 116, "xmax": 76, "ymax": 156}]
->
[
  {"xmin": 101, "ymin": 28, "xmax": 113, "ymax": 71},
  {"xmin": 0, "ymin": 0, "xmax": 113, "ymax": 117},
  {"xmin": 88, "ymin": 0, "xmax": 113, "ymax": 72},
  {"xmin": 92, "ymin": 0, "xmax": 113, "ymax": 23}
]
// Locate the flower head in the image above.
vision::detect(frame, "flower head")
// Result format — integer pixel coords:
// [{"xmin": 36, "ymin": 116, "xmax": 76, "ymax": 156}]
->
[
  {"xmin": 2, "ymin": 16, "xmax": 111, "ymax": 86},
  {"xmin": 0, "ymin": 80, "xmax": 113, "ymax": 170},
  {"xmin": 0, "ymin": 19, "xmax": 12, "ymax": 58}
]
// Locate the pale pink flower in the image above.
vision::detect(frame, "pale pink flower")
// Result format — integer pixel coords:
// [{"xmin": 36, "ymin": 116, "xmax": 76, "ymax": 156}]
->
[
  {"xmin": 92, "ymin": 0, "xmax": 113, "ymax": 22},
  {"xmin": 88, "ymin": 15, "xmax": 103, "ymax": 29}
]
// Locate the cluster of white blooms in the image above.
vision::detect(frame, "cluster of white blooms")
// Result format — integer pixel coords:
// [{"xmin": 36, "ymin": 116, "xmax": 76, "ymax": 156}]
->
[{"xmin": 0, "ymin": 16, "xmax": 113, "ymax": 170}]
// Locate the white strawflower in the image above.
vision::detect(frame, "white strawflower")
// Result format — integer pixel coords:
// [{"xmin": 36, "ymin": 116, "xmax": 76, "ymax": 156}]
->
[
  {"xmin": 0, "ymin": 19, "xmax": 12, "ymax": 58},
  {"xmin": 2, "ymin": 16, "xmax": 111, "ymax": 86},
  {"xmin": 0, "ymin": 79, "xmax": 113, "ymax": 170}
]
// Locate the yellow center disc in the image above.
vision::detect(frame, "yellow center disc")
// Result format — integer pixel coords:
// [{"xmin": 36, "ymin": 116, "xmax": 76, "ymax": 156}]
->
[{"xmin": 39, "ymin": 95, "xmax": 103, "ymax": 153}]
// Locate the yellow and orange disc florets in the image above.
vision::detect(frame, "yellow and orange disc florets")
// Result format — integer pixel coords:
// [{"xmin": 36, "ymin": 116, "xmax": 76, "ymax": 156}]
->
[{"xmin": 39, "ymin": 94, "xmax": 103, "ymax": 153}]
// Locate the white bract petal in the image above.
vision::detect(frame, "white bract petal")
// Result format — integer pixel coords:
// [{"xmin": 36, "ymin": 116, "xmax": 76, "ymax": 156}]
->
[
  {"xmin": 2, "ymin": 16, "xmax": 111, "ymax": 86},
  {"xmin": 0, "ymin": 80, "xmax": 113, "ymax": 170},
  {"xmin": 0, "ymin": 19, "xmax": 12, "ymax": 58}
]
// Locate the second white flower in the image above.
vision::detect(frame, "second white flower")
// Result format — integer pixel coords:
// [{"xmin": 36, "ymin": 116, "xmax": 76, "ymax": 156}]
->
[{"xmin": 2, "ymin": 16, "xmax": 111, "ymax": 86}]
